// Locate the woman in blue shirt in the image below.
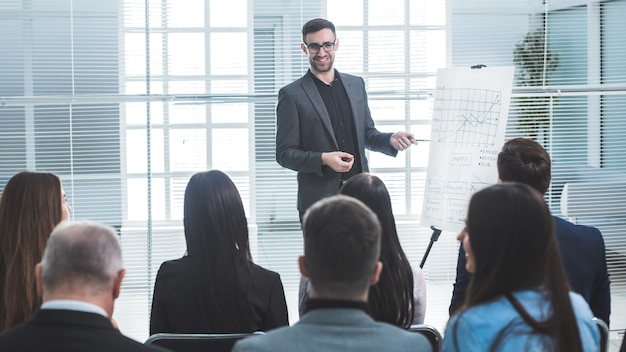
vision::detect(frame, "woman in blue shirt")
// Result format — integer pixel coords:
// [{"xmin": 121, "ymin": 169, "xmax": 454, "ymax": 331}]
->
[{"xmin": 443, "ymin": 182, "xmax": 600, "ymax": 352}]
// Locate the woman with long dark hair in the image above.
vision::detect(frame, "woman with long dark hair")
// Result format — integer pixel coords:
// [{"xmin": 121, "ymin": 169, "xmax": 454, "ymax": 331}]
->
[
  {"xmin": 339, "ymin": 173, "xmax": 425, "ymax": 327},
  {"xmin": 0, "ymin": 171, "xmax": 70, "ymax": 332},
  {"xmin": 150, "ymin": 170, "xmax": 289, "ymax": 334},
  {"xmin": 443, "ymin": 183, "xmax": 599, "ymax": 351}
]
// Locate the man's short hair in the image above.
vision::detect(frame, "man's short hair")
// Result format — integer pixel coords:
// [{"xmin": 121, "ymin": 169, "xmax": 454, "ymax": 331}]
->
[
  {"xmin": 302, "ymin": 195, "xmax": 381, "ymax": 296},
  {"xmin": 301, "ymin": 18, "xmax": 336, "ymax": 43},
  {"xmin": 41, "ymin": 221, "xmax": 123, "ymax": 294},
  {"xmin": 497, "ymin": 137, "xmax": 551, "ymax": 194}
]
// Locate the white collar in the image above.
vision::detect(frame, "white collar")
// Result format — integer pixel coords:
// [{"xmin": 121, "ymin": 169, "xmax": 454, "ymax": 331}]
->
[{"xmin": 41, "ymin": 299, "xmax": 108, "ymax": 318}]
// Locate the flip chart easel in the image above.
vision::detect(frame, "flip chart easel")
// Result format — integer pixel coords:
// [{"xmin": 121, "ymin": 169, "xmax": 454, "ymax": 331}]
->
[{"xmin": 418, "ymin": 65, "xmax": 514, "ymax": 268}]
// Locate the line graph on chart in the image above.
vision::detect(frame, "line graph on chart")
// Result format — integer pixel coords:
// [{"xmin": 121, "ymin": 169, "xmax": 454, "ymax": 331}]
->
[{"xmin": 432, "ymin": 87, "xmax": 502, "ymax": 146}]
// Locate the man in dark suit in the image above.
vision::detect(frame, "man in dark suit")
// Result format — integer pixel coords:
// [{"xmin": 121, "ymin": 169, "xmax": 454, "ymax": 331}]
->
[
  {"xmin": 0, "ymin": 221, "xmax": 167, "ymax": 352},
  {"xmin": 275, "ymin": 18, "xmax": 418, "ymax": 220},
  {"xmin": 233, "ymin": 195, "xmax": 432, "ymax": 352},
  {"xmin": 449, "ymin": 138, "xmax": 611, "ymax": 326}
]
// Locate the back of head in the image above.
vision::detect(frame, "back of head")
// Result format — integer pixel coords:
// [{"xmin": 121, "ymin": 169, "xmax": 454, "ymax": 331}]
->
[
  {"xmin": 464, "ymin": 183, "xmax": 581, "ymax": 352},
  {"xmin": 466, "ymin": 182, "xmax": 556, "ymax": 298},
  {"xmin": 182, "ymin": 170, "xmax": 253, "ymax": 331},
  {"xmin": 0, "ymin": 171, "xmax": 63, "ymax": 332},
  {"xmin": 41, "ymin": 221, "xmax": 123, "ymax": 296},
  {"xmin": 302, "ymin": 195, "xmax": 381, "ymax": 298},
  {"xmin": 183, "ymin": 170, "xmax": 250, "ymax": 261},
  {"xmin": 340, "ymin": 173, "xmax": 415, "ymax": 326},
  {"xmin": 497, "ymin": 138, "xmax": 551, "ymax": 194},
  {"xmin": 340, "ymin": 174, "xmax": 397, "ymax": 239},
  {"xmin": 301, "ymin": 18, "xmax": 336, "ymax": 42}
]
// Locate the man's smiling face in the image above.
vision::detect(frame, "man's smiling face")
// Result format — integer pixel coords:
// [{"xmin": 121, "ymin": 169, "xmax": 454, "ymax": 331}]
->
[{"xmin": 302, "ymin": 28, "xmax": 338, "ymax": 74}]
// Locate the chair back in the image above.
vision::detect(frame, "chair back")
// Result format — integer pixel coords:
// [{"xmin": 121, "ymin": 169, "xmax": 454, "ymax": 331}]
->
[
  {"xmin": 409, "ymin": 324, "xmax": 442, "ymax": 352},
  {"xmin": 145, "ymin": 332, "xmax": 264, "ymax": 352},
  {"xmin": 593, "ymin": 317, "xmax": 609, "ymax": 352}
]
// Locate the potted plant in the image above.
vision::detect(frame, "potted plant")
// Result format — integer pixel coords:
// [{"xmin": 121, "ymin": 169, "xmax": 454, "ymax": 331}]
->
[{"xmin": 512, "ymin": 27, "xmax": 559, "ymax": 138}]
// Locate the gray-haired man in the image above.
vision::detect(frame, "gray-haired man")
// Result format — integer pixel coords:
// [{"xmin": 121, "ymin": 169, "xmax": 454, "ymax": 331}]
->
[{"xmin": 0, "ymin": 221, "xmax": 167, "ymax": 352}]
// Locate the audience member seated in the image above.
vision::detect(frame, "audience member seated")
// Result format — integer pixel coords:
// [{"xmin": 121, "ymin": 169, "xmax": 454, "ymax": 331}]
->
[
  {"xmin": 341, "ymin": 173, "xmax": 426, "ymax": 326},
  {"xmin": 0, "ymin": 171, "xmax": 71, "ymax": 332},
  {"xmin": 298, "ymin": 174, "xmax": 427, "ymax": 326},
  {"xmin": 0, "ymin": 221, "xmax": 165, "ymax": 352},
  {"xmin": 450, "ymin": 138, "xmax": 611, "ymax": 326},
  {"xmin": 233, "ymin": 195, "xmax": 432, "ymax": 352},
  {"xmin": 442, "ymin": 183, "xmax": 600, "ymax": 352},
  {"xmin": 150, "ymin": 170, "xmax": 288, "ymax": 334}
]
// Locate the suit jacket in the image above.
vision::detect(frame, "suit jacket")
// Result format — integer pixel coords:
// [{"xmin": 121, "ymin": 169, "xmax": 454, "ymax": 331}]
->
[
  {"xmin": 450, "ymin": 215, "xmax": 611, "ymax": 325},
  {"xmin": 150, "ymin": 256, "xmax": 289, "ymax": 334},
  {"xmin": 275, "ymin": 70, "xmax": 397, "ymax": 212},
  {"xmin": 0, "ymin": 309, "xmax": 166, "ymax": 352},
  {"xmin": 232, "ymin": 308, "xmax": 432, "ymax": 352}
]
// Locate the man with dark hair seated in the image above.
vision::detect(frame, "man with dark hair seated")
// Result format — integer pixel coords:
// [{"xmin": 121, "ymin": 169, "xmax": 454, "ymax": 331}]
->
[{"xmin": 234, "ymin": 195, "xmax": 431, "ymax": 352}]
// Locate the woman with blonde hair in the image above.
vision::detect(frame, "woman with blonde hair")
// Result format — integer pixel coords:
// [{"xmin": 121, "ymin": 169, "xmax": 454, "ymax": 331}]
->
[{"xmin": 0, "ymin": 171, "xmax": 70, "ymax": 332}]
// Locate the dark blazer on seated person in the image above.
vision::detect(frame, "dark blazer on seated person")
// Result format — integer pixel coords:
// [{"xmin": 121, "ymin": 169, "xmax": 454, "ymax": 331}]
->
[
  {"xmin": 553, "ymin": 216, "xmax": 611, "ymax": 324},
  {"xmin": 0, "ymin": 309, "xmax": 167, "ymax": 352},
  {"xmin": 232, "ymin": 306, "xmax": 432, "ymax": 352},
  {"xmin": 150, "ymin": 256, "xmax": 289, "ymax": 334},
  {"xmin": 450, "ymin": 215, "xmax": 611, "ymax": 325}
]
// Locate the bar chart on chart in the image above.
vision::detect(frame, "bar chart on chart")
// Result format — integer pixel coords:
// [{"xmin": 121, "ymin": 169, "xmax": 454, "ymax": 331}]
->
[{"xmin": 421, "ymin": 67, "xmax": 514, "ymax": 232}]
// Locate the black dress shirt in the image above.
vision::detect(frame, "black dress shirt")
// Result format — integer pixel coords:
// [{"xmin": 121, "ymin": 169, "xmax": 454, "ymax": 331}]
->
[
  {"xmin": 304, "ymin": 298, "xmax": 369, "ymax": 315},
  {"xmin": 309, "ymin": 70, "xmax": 362, "ymax": 180}
]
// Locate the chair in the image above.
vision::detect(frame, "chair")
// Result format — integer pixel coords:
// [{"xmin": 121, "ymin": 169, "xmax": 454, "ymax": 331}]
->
[
  {"xmin": 593, "ymin": 317, "xmax": 609, "ymax": 352},
  {"xmin": 144, "ymin": 332, "xmax": 265, "ymax": 352},
  {"xmin": 409, "ymin": 324, "xmax": 442, "ymax": 352}
]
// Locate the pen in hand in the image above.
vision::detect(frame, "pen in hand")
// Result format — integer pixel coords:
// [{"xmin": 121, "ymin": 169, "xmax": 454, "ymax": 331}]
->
[{"xmin": 408, "ymin": 136, "xmax": 430, "ymax": 142}]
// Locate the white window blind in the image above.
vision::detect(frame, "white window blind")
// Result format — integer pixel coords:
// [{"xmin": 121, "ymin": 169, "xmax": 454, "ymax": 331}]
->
[{"xmin": 1, "ymin": 0, "xmax": 624, "ymax": 343}]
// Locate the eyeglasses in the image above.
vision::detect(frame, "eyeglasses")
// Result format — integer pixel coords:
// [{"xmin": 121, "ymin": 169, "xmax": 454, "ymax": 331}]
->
[{"xmin": 304, "ymin": 41, "xmax": 336, "ymax": 54}]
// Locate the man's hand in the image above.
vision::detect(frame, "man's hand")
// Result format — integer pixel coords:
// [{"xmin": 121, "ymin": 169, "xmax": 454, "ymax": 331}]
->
[
  {"xmin": 321, "ymin": 151, "xmax": 354, "ymax": 172},
  {"xmin": 391, "ymin": 131, "xmax": 418, "ymax": 151}
]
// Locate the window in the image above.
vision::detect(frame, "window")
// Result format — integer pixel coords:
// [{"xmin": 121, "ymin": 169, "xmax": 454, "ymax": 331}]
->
[
  {"xmin": 118, "ymin": 0, "xmax": 444, "ymax": 340},
  {"xmin": 1, "ymin": 0, "xmax": 443, "ymax": 340},
  {"xmin": 1, "ymin": 0, "xmax": 624, "ymax": 342}
]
